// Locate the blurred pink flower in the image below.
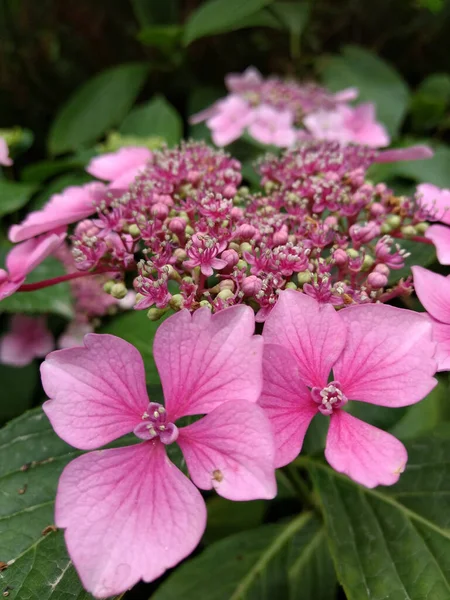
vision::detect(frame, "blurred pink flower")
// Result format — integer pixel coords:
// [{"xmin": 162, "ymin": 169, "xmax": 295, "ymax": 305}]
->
[
  {"xmin": 58, "ymin": 321, "xmax": 94, "ymax": 349},
  {"xmin": 87, "ymin": 147, "xmax": 152, "ymax": 188},
  {"xmin": 0, "ymin": 232, "xmax": 66, "ymax": 300},
  {"xmin": 0, "ymin": 315, "xmax": 53, "ymax": 366},
  {"xmin": 207, "ymin": 95, "xmax": 254, "ymax": 146},
  {"xmin": 0, "ymin": 137, "xmax": 12, "ymax": 166},
  {"xmin": 41, "ymin": 306, "xmax": 275, "ymax": 597},
  {"xmin": 225, "ymin": 66, "xmax": 263, "ymax": 93},
  {"xmin": 248, "ymin": 105, "xmax": 296, "ymax": 147},
  {"xmin": 415, "ymin": 183, "xmax": 450, "ymax": 264},
  {"xmin": 413, "ymin": 266, "xmax": 450, "ymax": 371},
  {"xmin": 259, "ymin": 290, "xmax": 437, "ymax": 488},
  {"xmin": 9, "ymin": 183, "xmax": 106, "ymax": 243}
]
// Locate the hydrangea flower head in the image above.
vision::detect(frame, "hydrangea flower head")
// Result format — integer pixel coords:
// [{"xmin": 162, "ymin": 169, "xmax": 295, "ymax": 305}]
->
[
  {"xmin": 259, "ymin": 290, "xmax": 437, "ymax": 488},
  {"xmin": 41, "ymin": 306, "xmax": 276, "ymax": 597}
]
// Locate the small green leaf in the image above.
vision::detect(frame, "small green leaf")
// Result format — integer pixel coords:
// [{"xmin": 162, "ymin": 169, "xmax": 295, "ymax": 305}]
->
[
  {"xmin": 0, "ymin": 256, "xmax": 74, "ymax": 319},
  {"xmin": 183, "ymin": 0, "xmax": 274, "ymax": 45},
  {"xmin": 0, "ymin": 180, "xmax": 37, "ymax": 217},
  {"xmin": 319, "ymin": 46, "xmax": 410, "ymax": 137},
  {"xmin": 120, "ymin": 95, "xmax": 182, "ymax": 146},
  {"xmin": 306, "ymin": 425, "xmax": 450, "ymax": 600},
  {"xmin": 151, "ymin": 513, "xmax": 336, "ymax": 599},
  {"xmin": 48, "ymin": 63, "xmax": 149, "ymax": 155},
  {"xmin": 101, "ymin": 310, "xmax": 172, "ymax": 384}
]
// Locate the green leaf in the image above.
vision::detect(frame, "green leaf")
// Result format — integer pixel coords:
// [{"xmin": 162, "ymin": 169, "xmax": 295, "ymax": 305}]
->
[
  {"xmin": 48, "ymin": 63, "xmax": 149, "ymax": 155},
  {"xmin": 151, "ymin": 513, "xmax": 336, "ymax": 599},
  {"xmin": 0, "ymin": 363, "xmax": 38, "ymax": 423},
  {"xmin": 183, "ymin": 0, "xmax": 274, "ymax": 45},
  {"xmin": 100, "ymin": 310, "xmax": 172, "ymax": 384},
  {"xmin": 204, "ymin": 497, "xmax": 266, "ymax": 544},
  {"xmin": 410, "ymin": 74, "xmax": 450, "ymax": 131},
  {"xmin": 120, "ymin": 95, "xmax": 182, "ymax": 146},
  {"xmin": 270, "ymin": 2, "xmax": 309, "ymax": 35},
  {"xmin": 0, "ymin": 256, "xmax": 74, "ymax": 319},
  {"xmin": 0, "ymin": 180, "xmax": 37, "ymax": 217},
  {"xmin": 137, "ymin": 25, "xmax": 183, "ymax": 50},
  {"xmin": 22, "ymin": 151, "xmax": 95, "ymax": 183},
  {"xmin": 319, "ymin": 46, "xmax": 410, "ymax": 137},
  {"xmin": 383, "ymin": 143, "xmax": 450, "ymax": 188},
  {"xmin": 306, "ymin": 426, "xmax": 450, "ymax": 600},
  {"xmin": 387, "ymin": 238, "xmax": 436, "ymax": 285}
]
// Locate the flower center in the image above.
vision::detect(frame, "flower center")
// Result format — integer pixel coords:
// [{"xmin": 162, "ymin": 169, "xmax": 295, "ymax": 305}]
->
[
  {"xmin": 133, "ymin": 402, "xmax": 178, "ymax": 444},
  {"xmin": 311, "ymin": 381, "xmax": 347, "ymax": 415}
]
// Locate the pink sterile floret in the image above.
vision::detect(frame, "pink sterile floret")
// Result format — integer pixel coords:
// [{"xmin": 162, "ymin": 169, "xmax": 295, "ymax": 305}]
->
[
  {"xmin": 415, "ymin": 183, "xmax": 450, "ymax": 265},
  {"xmin": 207, "ymin": 95, "xmax": 254, "ymax": 147},
  {"xmin": 248, "ymin": 104, "xmax": 297, "ymax": 147},
  {"xmin": 412, "ymin": 266, "xmax": 450, "ymax": 371},
  {"xmin": 0, "ymin": 315, "xmax": 54, "ymax": 366},
  {"xmin": 0, "ymin": 136, "xmax": 12, "ymax": 166},
  {"xmin": 0, "ymin": 232, "xmax": 66, "ymax": 301},
  {"xmin": 9, "ymin": 183, "xmax": 107, "ymax": 243},
  {"xmin": 41, "ymin": 306, "xmax": 276, "ymax": 598},
  {"xmin": 258, "ymin": 290, "xmax": 437, "ymax": 488},
  {"xmin": 86, "ymin": 146, "xmax": 152, "ymax": 188}
]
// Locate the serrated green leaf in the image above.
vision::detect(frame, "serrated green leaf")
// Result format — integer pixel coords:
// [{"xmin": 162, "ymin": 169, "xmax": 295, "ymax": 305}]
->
[
  {"xmin": 151, "ymin": 513, "xmax": 336, "ymax": 600},
  {"xmin": 0, "ymin": 180, "xmax": 37, "ymax": 217},
  {"xmin": 48, "ymin": 63, "xmax": 149, "ymax": 155},
  {"xmin": 305, "ymin": 426, "xmax": 450, "ymax": 600},
  {"xmin": 319, "ymin": 46, "xmax": 409, "ymax": 137},
  {"xmin": 183, "ymin": 0, "xmax": 274, "ymax": 45},
  {"xmin": 0, "ymin": 256, "xmax": 74, "ymax": 318},
  {"xmin": 100, "ymin": 310, "xmax": 169, "ymax": 384},
  {"xmin": 120, "ymin": 95, "xmax": 182, "ymax": 145}
]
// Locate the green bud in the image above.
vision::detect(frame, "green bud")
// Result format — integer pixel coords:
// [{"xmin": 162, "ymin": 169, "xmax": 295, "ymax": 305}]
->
[
  {"xmin": 386, "ymin": 215, "xmax": 401, "ymax": 229},
  {"xmin": 361, "ymin": 255, "xmax": 375, "ymax": 271},
  {"xmin": 264, "ymin": 181, "xmax": 277, "ymax": 194},
  {"xmin": 111, "ymin": 283, "xmax": 128, "ymax": 299},
  {"xmin": 185, "ymin": 225, "xmax": 194, "ymax": 236},
  {"xmin": 128, "ymin": 224, "xmax": 141, "ymax": 238},
  {"xmin": 147, "ymin": 307, "xmax": 169, "ymax": 321},
  {"xmin": 401, "ymin": 225, "xmax": 417, "ymax": 238},
  {"xmin": 240, "ymin": 242, "xmax": 252, "ymax": 254},
  {"xmin": 169, "ymin": 294, "xmax": 184, "ymax": 310},
  {"xmin": 217, "ymin": 289, "xmax": 234, "ymax": 301},
  {"xmin": 285, "ymin": 282, "xmax": 297, "ymax": 290},
  {"xmin": 346, "ymin": 248, "xmax": 359, "ymax": 259},
  {"xmin": 228, "ymin": 242, "xmax": 240, "ymax": 252},
  {"xmin": 380, "ymin": 223, "xmax": 391, "ymax": 235},
  {"xmin": 199, "ymin": 300, "xmax": 212, "ymax": 310},
  {"xmin": 103, "ymin": 280, "xmax": 115, "ymax": 294},
  {"xmin": 415, "ymin": 222, "xmax": 430, "ymax": 234},
  {"xmin": 219, "ymin": 279, "xmax": 235, "ymax": 291},
  {"xmin": 297, "ymin": 271, "xmax": 312, "ymax": 284},
  {"xmin": 236, "ymin": 259, "xmax": 248, "ymax": 271}
]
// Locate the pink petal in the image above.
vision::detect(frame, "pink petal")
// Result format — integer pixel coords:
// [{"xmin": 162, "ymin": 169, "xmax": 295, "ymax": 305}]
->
[
  {"xmin": 263, "ymin": 290, "xmax": 347, "ymax": 388},
  {"xmin": 0, "ymin": 315, "xmax": 53, "ymax": 366},
  {"xmin": 334, "ymin": 304, "xmax": 437, "ymax": 407},
  {"xmin": 42, "ymin": 333, "xmax": 149, "ymax": 450},
  {"xmin": 375, "ymin": 144, "xmax": 433, "ymax": 163},
  {"xmin": 5, "ymin": 232, "xmax": 66, "ymax": 280},
  {"xmin": 325, "ymin": 410, "xmax": 407, "ymax": 488},
  {"xmin": 9, "ymin": 183, "xmax": 106, "ymax": 243},
  {"xmin": 154, "ymin": 306, "xmax": 263, "ymax": 420},
  {"xmin": 412, "ymin": 266, "xmax": 450, "ymax": 323},
  {"xmin": 56, "ymin": 443, "xmax": 206, "ymax": 598},
  {"xmin": 432, "ymin": 319, "xmax": 450, "ymax": 371},
  {"xmin": 178, "ymin": 400, "xmax": 276, "ymax": 500},
  {"xmin": 417, "ymin": 183, "xmax": 450, "ymax": 225},
  {"xmin": 259, "ymin": 344, "xmax": 317, "ymax": 468},
  {"xmin": 0, "ymin": 137, "xmax": 12, "ymax": 166},
  {"xmin": 333, "ymin": 87, "xmax": 359, "ymax": 102},
  {"xmin": 425, "ymin": 224, "xmax": 450, "ymax": 264},
  {"xmin": 86, "ymin": 147, "xmax": 152, "ymax": 183}
]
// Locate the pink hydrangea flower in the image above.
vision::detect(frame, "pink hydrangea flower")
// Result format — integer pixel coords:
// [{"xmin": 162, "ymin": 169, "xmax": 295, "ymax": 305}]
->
[
  {"xmin": 0, "ymin": 232, "xmax": 66, "ymax": 300},
  {"xmin": 0, "ymin": 136, "xmax": 12, "ymax": 166},
  {"xmin": 58, "ymin": 320, "xmax": 94, "ymax": 349},
  {"xmin": 0, "ymin": 315, "xmax": 53, "ymax": 366},
  {"xmin": 259, "ymin": 290, "xmax": 437, "ymax": 488},
  {"xmin": 9, "ymin": 183, "xmax": 107, "ymax": 243},
  {"xmin": 375, "ymin": 145, "xmax": 433, "ymax": 163},
  {"xmin": 414, "ymin": 183, "xmax": 450, "ymax": 264},
  {"xmin": 412, "ymin": 266, "xmax": 450, "ymax": 371},
  {"xmin": 304, "ymin": 103, "xmax": 389, "ymax": 148},
  {"xmin": 41, "ymin": 306, "xmax": 276, "ymax": 597},
  {"xmin": 207, "ymin": 95, "xmax": 254, "ymax": 146},
  {"xmin": 248, "ymin": 105, "xmax": 296, "ymax": 147},
  {"xmin": 225, "ymin": 66, "xmax": 263, "ymax": 93},
  {"xmin": 87, "ymin": 147, "xmax": 152, "ymax": 188}
]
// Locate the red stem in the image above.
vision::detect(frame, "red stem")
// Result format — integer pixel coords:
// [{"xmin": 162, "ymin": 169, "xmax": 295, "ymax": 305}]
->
[
  {"xmin": 18, "ymin": 268, "xmax": 119, "ymax": 292},
  {"xmin": 391, "ymin": 233, "xmax": 434, "ymax": 245}
]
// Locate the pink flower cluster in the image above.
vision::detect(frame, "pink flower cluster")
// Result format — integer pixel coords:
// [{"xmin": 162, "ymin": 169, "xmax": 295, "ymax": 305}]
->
[
  {"xmin": 41, "ymin": 293, "xmax": 438, "ymax": 597},
  {"xmin": 191, "ymin": 67, "xmax": 389, "ymax": 148}
]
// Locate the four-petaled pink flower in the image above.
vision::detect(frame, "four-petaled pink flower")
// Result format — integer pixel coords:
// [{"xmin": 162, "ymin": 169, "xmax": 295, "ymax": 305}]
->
[
  {"xmin": 0, "ymin": 232, "xmax": 66, "ymax": 300},
  {"xmin": 184, "ymin": 233, "xmax": 228, "ymax": 276},
  {"xmin": 87, "ymin": 146, "xmax": 152, "ymax": 188},
  {"xmin": 413, "ymin": 266, "xmax": 450, "ymax": 371},
  {"xmin": 207, "ymin": 95, "xmax": 254, "ymax": 146},
  {"xmin": 9, "ymin": 183, "xmax": 107, "ymax": 243},
  {"xmin": 248, "ymin": 105, "xmax": 297, "ymax": 147},
  {"xmin": 42, "ymin": 306, "xmax": 276, "ymax": 598},
  {"xmin": 258, "ymin": 290, "xmax": 437, "ymax": 488},
  {"xmin": 0, "ymin": 315, "xmax": 54, "ymax": 366},
  {"xmin": 416, "ymin": 183, "xmax": 450, "ymax": 265}
]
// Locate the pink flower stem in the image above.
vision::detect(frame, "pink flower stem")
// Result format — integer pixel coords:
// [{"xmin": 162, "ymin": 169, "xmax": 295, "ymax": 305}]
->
[
  {"xmin": 197, "ymin": 272, "xmax": 206, "ymax": 298},
  {"xmin": 18, "ymin": 268, "xmax": 119, "ymax": 292},
  {"xmin": 391, "ymin": 233, "xmax": 434, "ymax": 245}
]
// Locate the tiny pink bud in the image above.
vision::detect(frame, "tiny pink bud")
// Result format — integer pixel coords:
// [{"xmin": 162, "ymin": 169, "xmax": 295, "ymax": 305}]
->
[
  {"xmin": 223, "ymin": 185, "xmax": 237, "ymax": 198},
  {"xmin": 324, "ymin": 216, "xmax": 338, "ymax": 228},
  {"xmin": 157, "ymin": 194, "xmax": 174, "ymax": 207},
  {"xmin": 333, "ymin": 249, "xmax": 348, "ymax": 266},
  {"xmin": 230, "ymin": 207, "xmax": 244, "ymax": 219},
  {"xmin": 235, "ymin": 224, "xmax": 257, "ymax": 241},
  {"xmin": 221, "ymin": 248, "xmax": 239, "ymax": 268},
  {"xmin": 370, "ymin": 202, "xmax": 386, "ymax": 217},
  {"xmin": 373, "ymin": 263, "xmax": 390, "ymax": 276},
  {"xmin": 367, "ymin": 272, "xmax": 388, "ymax": 288},
  {"xmin": 242, "ymin": 275, "xmax": 263, "ymax": 296},
  {"xmin": 74, "ymin": 219, "xmax": 99, "ymax": 237},
  {"xmin": 168, "ymin": 218, "xmax": 186, "ymax": 234},
  {"xmin": 273, "ymin": 227, "xmax": 289, "ymax": 246},
  {"xmin": 151, "ymin": 203, "xmax": 169, "ymax": 220},
  {"xmin": 187, "ymin": 170, "xmax": 201, "ymax": 184}
]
